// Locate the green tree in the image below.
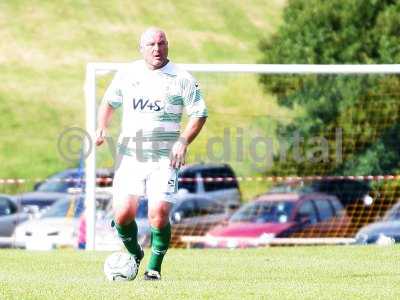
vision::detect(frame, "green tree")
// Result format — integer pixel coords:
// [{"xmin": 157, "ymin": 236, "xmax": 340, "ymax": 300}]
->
[{"xmin": 259, "ymin": 0, "xmax": 400, "ymax": 176}]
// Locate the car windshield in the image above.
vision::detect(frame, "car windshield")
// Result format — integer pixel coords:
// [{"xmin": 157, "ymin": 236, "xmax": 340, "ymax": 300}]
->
[
  {"xmin": 41, "ymin": 198, "xmax": 82, "ymax": 218},
  {"xmin": 230, "ymin": 201, "xmax": 295, "ymax": 223},
  {"xmin": 383, "ymin": 205, "xmax": 400, "ymax": 221},
  {"xmin": 37, "ymin": 171, "xmax": 82, "ymax": 193}
]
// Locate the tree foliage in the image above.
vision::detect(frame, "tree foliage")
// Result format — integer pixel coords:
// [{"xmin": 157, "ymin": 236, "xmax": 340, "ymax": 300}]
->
[{"xmin": 259, "ymin": 0, "xmax": 400, "ymax": 176}]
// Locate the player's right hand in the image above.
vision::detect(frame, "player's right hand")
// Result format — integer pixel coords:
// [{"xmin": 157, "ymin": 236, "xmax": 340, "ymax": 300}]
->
[
  {"xmin": 95, "ymin": 128, "xmax": 106, "ymax": 146},
  {"xmin": 170, "ymin": 139, "xmax": 188, "ymax": 169}
]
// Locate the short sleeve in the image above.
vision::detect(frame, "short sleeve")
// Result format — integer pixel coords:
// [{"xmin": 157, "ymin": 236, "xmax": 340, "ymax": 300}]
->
[
  {"xmin": 102, "ymin": 71, "xmax": 123, "ymax": 109},
  {"xmin": 183, "ymin": 77, "xmax": 208, "ymax": 118}
]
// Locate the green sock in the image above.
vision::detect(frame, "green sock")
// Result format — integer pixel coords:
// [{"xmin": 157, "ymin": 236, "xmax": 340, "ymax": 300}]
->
[
  {"xmin": 114, "ymin": 220, "xmax": 142, "ymax": 258},
  {"xmin": 147, "ymin": 223, "xmax": 171, "ymax": 273}
]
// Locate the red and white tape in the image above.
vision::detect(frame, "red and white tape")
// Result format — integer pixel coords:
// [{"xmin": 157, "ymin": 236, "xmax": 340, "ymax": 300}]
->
[{"xmin": 0, "ymin": 175, "xmax": 399, "ymax": 185}]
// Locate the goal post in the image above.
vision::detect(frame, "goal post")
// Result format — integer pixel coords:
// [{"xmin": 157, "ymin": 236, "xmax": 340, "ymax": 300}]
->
[{"xmin": 84, "ymin": 63, "xmax": 400, "ymax": 250}]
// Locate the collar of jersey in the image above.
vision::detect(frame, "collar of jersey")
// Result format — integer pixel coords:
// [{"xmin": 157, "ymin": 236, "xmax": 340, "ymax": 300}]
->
[
  {"xmin": 139, "ymin": 59, "xmax": 177, "ymax": 76},
  {"xmin": 157, "ymin": 61, "xmax": 177, "ymax": 75}
]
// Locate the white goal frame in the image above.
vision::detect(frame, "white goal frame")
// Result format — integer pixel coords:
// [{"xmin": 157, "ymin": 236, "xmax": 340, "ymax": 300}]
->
[{"xmin": 84, "ymin": 63, "xmax": 400, "ymax": 250}]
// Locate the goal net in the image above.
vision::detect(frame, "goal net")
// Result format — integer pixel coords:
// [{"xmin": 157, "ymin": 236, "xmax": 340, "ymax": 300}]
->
[{"xmin": 84, "ymin": 63, "xmax": 400, "ymax": 249}]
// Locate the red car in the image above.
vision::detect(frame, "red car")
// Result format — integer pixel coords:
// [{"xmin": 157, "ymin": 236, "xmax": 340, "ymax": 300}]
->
[{"xmin": 205, "ymin": 192, "xmax": 350, "ymax": 247}]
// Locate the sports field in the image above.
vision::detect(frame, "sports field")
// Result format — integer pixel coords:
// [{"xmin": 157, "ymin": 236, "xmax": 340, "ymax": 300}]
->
[{"xmin": 0, "ymin": 246, "xmax": 398, "ymax": 299}]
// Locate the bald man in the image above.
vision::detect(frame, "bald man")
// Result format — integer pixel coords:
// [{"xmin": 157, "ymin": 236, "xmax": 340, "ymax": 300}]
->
[{"xmin": 96, "ymin": 27, "xmax": 207, "ymax": 280}]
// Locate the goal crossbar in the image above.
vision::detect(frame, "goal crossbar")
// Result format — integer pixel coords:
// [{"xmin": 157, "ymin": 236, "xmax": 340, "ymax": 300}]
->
[{"xmin": 87, "ymin": 63, "xmax": 400, "ymax": 74}]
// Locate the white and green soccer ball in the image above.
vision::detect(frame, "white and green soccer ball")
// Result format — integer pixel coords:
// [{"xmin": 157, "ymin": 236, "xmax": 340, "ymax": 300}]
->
[{"xmin": 103, "ymin": 252, "xmax": 138, "ymax": 281}]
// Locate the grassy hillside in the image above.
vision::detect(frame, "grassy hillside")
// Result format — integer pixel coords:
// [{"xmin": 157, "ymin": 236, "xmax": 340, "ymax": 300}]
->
[{"xmin": 0, "ymin": 0, "xmax": 288, "ymax": 198}]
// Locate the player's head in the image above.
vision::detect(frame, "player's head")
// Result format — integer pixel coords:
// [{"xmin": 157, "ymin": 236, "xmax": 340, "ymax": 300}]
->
[{"xmin": 139, "ymin": 27, "xmax": 169, "ymax": 70}]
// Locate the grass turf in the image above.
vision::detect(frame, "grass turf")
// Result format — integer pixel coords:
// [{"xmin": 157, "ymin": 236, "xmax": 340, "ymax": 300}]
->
[{"xmin": 0, "ymin": 246, "xmax": 399, "ymax": 299}]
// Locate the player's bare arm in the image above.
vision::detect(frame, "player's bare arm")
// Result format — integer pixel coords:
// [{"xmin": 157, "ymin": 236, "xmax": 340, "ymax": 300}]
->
[
  {"xmin": 96, "ymin": 101, "xmax": 114, "ymax": 146},
  {"xmin": 170, "ymin": 116, "xmax": 207, "ymax": 169}
]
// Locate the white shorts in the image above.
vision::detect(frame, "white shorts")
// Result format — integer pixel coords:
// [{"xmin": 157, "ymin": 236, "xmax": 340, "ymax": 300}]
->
[{"xmin": 112, "ymin": 156, "xmax": 178, "ymax": 208}]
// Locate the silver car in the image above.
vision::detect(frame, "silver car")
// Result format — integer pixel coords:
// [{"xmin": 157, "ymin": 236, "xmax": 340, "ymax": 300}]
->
[
  {"xmin": 0, "ymin": 194, "xmax": 29, "ymax": 246},
  {"xmin": 355, "ymin": 201, "xmax": 400, "ymax": 244},
  {"xmin": 177, "ymin": 163, "xmax": 241, "ymax": 209}
]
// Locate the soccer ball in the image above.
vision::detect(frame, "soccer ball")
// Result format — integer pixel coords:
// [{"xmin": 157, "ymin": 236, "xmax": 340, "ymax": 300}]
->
[{"xmin": 103, "ymin": 252, "xmax": 138, "ymax": 281}]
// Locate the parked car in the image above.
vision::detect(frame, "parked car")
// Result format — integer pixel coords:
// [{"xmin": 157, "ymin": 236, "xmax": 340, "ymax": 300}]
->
[
  {"xmin": 268, "ymin": 179, "xmax": 373, "ymax": 207},
  {"xmin": 15, "ymin": 168, "xmax": 113, "ymax": 217},
  {"xmin": 14, "ymin": 190, "xmax": 112, "ymax": 249},
  {"xmin": 177, "ymin": 163, "xmax": 241, "ymax": 209},
  {"xmin": 205, "ymin": 192, "xmax": 350, "ymax": 248},
  {"xmin": 355, "ymin": 201, "xmax": 400, "ymax": 244},
  {"xmin": 170, "ymin": 195, "xmax": 232, "ymax": 247},
  {"xmin": 0, "ymin": 194, "xmax": 29, "ymax": 241},
  {"xmin": 308, "ymin": 179, "xmax": 373, "ymax": 207}
]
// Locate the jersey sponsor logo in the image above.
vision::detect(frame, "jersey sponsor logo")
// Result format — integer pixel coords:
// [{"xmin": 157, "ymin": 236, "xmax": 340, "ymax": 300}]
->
[{"xmin": 132, "ymin": 98, "xmax": 163, "ymax": 112}]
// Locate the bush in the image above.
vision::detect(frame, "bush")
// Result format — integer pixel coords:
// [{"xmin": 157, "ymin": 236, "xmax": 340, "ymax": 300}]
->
[{"xmin": 258, "ymin": 0, "xmax": 400, "ymax": 176}]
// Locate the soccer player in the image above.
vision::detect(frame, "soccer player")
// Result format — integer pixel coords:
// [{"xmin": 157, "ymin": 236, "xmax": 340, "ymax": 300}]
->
[{"xmin": 96, "ymin": 27, "xmax": 207, "ymax": 280}]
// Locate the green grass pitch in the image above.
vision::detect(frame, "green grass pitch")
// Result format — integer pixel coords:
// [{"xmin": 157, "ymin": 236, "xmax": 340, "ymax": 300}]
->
[{"xmin": 0, "ymin": 246, "xmax": 399, "ymax": 299}]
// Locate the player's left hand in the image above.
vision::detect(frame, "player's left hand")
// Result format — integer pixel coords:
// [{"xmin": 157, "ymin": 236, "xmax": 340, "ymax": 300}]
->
[
  {"xmin": 95, "ymin": 127, "xmax": 107, "ymax": 146},
  {"xmin": 170, "ymin": 139, "xmax": 188, "ymax": 169}
]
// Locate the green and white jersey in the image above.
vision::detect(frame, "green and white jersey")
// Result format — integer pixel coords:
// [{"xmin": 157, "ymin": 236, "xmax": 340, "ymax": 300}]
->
[{"xmin": 103, "ymin": 60, "xmax": 208, "ymax": 160}]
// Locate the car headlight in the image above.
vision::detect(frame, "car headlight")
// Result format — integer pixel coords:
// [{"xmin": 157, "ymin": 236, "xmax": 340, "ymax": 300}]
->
[
  {"xmin": 376, "ymin": 233, "xmax": 395, "ymax": 246},
  {"xmin": 355, "ymin": 232, "xmax": 368, "ymax": 244},
  {"xmin": 363, "ymin": 195, "xmax": 373, "ymax": 206},
  {"xmin": 258, "ymin": 233, "xmax": 275, "ymax": 244}
]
